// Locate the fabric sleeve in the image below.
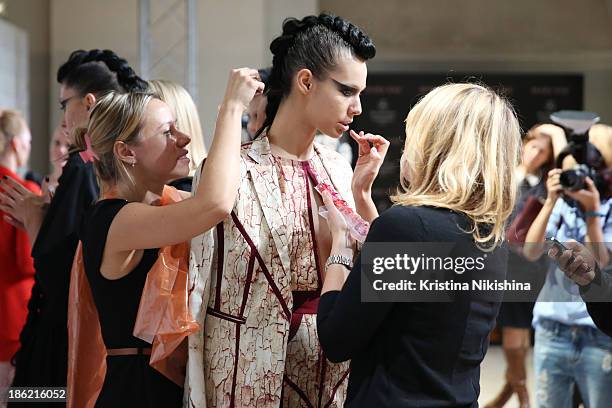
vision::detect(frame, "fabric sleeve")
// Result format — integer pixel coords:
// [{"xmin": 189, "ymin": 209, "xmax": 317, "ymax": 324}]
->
[
  {"xmin": 14, "ymin": 182, "xmax": 40, "ymax": 276},
  {"xmin": 32, "ymin": 153, "xmax": 98, "ymax": 258},
  {"xmin": 581, "ymin": 264, "xmax": 612, "ymax": 337}
]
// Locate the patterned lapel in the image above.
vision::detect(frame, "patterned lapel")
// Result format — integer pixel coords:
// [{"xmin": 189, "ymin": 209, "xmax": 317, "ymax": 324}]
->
[
  {"xmin": 245, "ymin": 136, "xmax": 291, "ymax": 275},
  {"xmin": 313, "ymin": 143, "xmax": 355, "ymax": 208}
]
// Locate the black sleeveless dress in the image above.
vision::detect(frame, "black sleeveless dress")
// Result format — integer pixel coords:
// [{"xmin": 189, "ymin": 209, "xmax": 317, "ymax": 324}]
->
[{"xmin": 80, "ymin": 199, "xmax": 182, "ymax": 407}]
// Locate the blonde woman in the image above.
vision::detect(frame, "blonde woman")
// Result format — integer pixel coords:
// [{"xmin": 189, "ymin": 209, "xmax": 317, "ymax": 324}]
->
[
  {"xmin": 71, "ymin": 69, "xmax": 262, "ymax": 407},
  {"xmin": 148, "ymin": 79, "xmax": 206, "ymax": 191},
  {"xmin": 317, "ymin": 83, "xmax": 522, "ymax": 407}
]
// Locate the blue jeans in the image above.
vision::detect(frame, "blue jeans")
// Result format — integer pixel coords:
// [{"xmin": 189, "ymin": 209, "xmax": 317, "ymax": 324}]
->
[{"xmin": 534, "ymin": 318, "xmax": 612, "ymax": 408}]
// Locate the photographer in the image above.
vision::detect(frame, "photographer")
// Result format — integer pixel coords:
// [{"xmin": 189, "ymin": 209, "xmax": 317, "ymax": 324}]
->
[{"xmin": 523, "ymin": 123, "xmax": 612, "ymax": 408}]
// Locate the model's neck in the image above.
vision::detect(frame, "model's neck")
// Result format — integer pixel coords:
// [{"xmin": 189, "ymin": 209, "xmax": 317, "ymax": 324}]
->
[{"xmin": 267, "ymin": 99, "xmax": 317, "ymax": 161}]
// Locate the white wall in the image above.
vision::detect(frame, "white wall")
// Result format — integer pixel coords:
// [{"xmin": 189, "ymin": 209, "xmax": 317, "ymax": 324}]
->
[
  {"xmin": 321, "ymin": 0, "xmax": 612, "ymax": 124},
  {"xmin": 0, "ymin": 19, "xmax": 28, "ymax": 118},
  {"xmin": 197, "ymin": 0, "xmax": 317, "ymax": 143},
  {"xmin": 49, "ymin": 0, "xmax": 140, "ymax": 137},
  {"xmin": 4, "ymin": 0, "xmax": 49, "ymax": 175}
]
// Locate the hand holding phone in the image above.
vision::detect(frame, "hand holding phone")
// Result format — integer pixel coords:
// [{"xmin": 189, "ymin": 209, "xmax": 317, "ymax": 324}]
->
[
  {"xmin": 545, "ymin": 238, "xmax": 596, "ymax": 286},
  {"xmin": 546, "ymin": 237, "xmax": 569, "ymax": 259}
]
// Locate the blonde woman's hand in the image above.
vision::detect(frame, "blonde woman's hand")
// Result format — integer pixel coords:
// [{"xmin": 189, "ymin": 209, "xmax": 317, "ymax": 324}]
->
[
  {"xmin": 545, "ymin": 168, "xmax": 563, "ymax": 204},
  {"xmin": 222, "ymin": 68, "xmax": 265, "ymax": 111},
  {"xmin": 350, "ymin": 130, "xmax": 390, "ymax": 195}
]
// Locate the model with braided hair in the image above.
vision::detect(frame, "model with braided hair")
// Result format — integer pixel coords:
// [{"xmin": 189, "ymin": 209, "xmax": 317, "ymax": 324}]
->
[
  {"xmin": 187, "ymin": 14, "xmax": 389, "ymax": 407},
  {"xmin": 1, "ymin": 49, "xmax": 146, "ymax": 399}
]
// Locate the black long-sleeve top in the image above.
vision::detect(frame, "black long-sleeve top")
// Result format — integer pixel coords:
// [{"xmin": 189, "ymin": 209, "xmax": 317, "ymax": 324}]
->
[
  {"xmin": 580, "ymin": 264, "xmax": 612, "ymax": 337},
  {"xmin": 317, "ymin": 205, "xmax": 508, "ymax": 407}
]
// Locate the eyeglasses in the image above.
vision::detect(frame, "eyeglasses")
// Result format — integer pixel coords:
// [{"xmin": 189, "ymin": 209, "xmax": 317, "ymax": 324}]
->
[{"xmin": 59, "ymin": 95, "xmax": 78, "ymax": 112}]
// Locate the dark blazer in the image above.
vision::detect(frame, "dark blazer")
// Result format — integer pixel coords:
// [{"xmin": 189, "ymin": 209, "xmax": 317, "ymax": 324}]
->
[{"xmin": 317, "ymin": 206, "xmax": 508, "ymax": 407}]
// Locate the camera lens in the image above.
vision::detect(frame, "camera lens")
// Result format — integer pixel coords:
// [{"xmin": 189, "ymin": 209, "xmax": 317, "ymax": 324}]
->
[{"xmin": 560, "ymin": 169, "xmax": 586, "ymax": 191}]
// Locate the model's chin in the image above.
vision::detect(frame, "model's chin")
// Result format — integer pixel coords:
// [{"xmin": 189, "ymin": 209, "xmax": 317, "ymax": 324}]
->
[{"xmin": 322, "ymin": 125, "xmax": 345, "ymax": 139}]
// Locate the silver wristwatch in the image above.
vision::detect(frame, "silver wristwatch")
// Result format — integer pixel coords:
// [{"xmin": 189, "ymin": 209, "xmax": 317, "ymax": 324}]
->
[{"xmin": 325, "ymin": 254, "xmax": 353, "ymax": 270}]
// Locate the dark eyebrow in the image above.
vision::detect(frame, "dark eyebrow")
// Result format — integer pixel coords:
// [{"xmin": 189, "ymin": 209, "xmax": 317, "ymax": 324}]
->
[{"xmin": 330, "ymin": 77, "xmax": 362, "ymax": 93}]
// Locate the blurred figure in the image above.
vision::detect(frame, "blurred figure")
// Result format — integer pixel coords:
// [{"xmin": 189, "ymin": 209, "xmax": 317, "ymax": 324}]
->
[
  {"xmin": 486, "ymin": 124, "xmax": 558, "ymax": 408},
  {"xmin": 147, "ymin": 80, "xmax": 207, "ymax": 191},
  {"xmin": 0, "ymin": 109, "xmax": 40, "ymax": 406},
  {"xmin": 0, "ymin": 49, "xmax": 146, "ymax": 396},
  {"xmin": 47, "ymin": 122, "xmax": 70, "ymax": 193},
  {"xmin": 524, "ymin": 124, "xmax": 612, "ymax": 408}
]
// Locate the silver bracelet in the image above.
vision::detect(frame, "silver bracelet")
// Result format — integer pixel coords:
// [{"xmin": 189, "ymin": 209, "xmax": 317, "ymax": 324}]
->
[{"xmin": 325, "ymin": 254, "xmax": 353, "ymax": 270}]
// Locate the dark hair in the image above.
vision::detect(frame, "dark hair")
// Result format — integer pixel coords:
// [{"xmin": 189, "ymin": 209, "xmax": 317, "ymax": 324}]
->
[
  {"xmin": 57, "ymin": 49, "xmax": 148, "ymax": 95},
  {"xmin": 256, "ymin": 13, "xmax": 376, "ymax": 137},
  {"xmin": 258, "ymin": 67, "xmax": 272, "ymax": 85}
]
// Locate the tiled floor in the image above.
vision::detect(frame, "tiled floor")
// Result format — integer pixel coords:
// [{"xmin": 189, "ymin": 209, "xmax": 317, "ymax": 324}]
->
[{"xmin": 478, "ymin": 345, "xmax": 535, "ymax": 407}]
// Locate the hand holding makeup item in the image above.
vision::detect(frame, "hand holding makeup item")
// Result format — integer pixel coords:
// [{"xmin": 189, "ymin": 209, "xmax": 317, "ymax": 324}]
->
[{"xmin": 317, "ymin": 181, "xmax": 369, "ymax": 243}]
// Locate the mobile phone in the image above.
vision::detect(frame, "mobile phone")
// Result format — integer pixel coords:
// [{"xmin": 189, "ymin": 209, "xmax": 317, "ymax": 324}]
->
[{"xmin": 546, "ymin": 237, "xmax": 569, "ymax": 258}]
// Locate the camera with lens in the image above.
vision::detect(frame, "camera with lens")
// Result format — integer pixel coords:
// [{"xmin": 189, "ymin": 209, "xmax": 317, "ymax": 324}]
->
[{"xmin": 550, "ymin": 110, "xmax": 611, "ymax": 198}]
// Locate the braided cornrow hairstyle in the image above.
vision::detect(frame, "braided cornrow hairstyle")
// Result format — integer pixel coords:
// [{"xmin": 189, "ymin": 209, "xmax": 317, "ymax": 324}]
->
[
  {"xmin": 256, "ymin": 13, "xmax": 376, "ymax": 137},
  {"xmin": 57, "ymin": 49, "xmax": 148, "ymax": 95}
]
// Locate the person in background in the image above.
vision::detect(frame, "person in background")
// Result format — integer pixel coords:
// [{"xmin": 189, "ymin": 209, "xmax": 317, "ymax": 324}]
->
[
  {"xmin": 0, "ymin": 49, "xmax": 147, "ymax": 399},
  {"xmin": 0, "ymin": 109, "xmax": 40, "ymax": 407},
  {"xmin": 147, "ymin": 79, "xmax": 207, "ymax": 192},
  {"xmin": 523, "ymin": 124, "xmax": 612, "ymax": 408},
  {"xmin": 46, "ymin": 122, "xmax": 71, "ymax": 193},
  {"xmin": 485, "ymin": 124, "xmax": 559, "ymax": 408}
]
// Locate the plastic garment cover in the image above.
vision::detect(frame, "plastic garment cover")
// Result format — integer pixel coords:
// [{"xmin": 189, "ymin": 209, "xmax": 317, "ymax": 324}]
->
[{"xmin": 67, "ymin": 185, "xmax": 198, "ymax": 408}]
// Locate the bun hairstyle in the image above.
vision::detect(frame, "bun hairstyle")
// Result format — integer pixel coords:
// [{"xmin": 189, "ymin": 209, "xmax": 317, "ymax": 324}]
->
[
  {"xmin": 0, "ymin": 109, "xmax": 27, "ymax": 156},
  {"xmin": 73, "ymin": 92, "xmax": 157, "ymax": 185},
  {"xmin": 256, "ymin": 13, "xmax": 376, "ymax": 136},
  {"xmin": 57, "ymin": 49, "xmax": 148, "ymax": 95}
]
